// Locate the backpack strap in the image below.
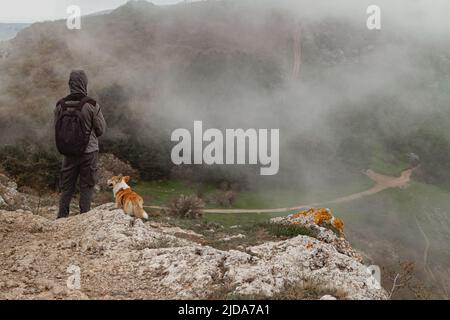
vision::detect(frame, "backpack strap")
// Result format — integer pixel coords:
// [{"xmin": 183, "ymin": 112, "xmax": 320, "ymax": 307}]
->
[
  {"xmin": 56, "ymin": 98, "xmax": 65, "ymax": 108},
  {"xmin": 58, "ymin": 96, "xmax": 91, "ymax": 112},
  {"xmin": 85, "ymin": 97, "xmax": 97, "ymax": 106},
  {"xmin": 77, "ymin": 96, "xmax": 91, "ymax": 109}
]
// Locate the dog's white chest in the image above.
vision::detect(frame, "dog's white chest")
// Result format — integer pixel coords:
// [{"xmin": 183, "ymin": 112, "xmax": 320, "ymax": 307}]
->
[{"xmin": 113, "ymin": 182, "xmax": 130, "ymax": 197}]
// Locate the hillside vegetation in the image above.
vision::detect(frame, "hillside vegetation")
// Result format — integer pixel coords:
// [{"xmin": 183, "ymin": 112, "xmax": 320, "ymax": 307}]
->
[
  {"xmin": 0, "ymin": 0, "xmax": 449, "ymax": 190},
  {"xmin": 0, "ymin": 0, "xmax": 449, "ymax": 299}
]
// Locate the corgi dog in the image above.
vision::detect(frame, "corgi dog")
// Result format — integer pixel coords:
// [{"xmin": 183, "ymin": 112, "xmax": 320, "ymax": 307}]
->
[{"xmin": 107, "ymin": 175, "xmax": 149, "ymax": 220}]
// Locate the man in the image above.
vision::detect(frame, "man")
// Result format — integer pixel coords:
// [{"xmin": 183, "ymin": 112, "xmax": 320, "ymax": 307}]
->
[{"xmin": 54, "ymin": 70, "xmax": 106, "ymax": 219}]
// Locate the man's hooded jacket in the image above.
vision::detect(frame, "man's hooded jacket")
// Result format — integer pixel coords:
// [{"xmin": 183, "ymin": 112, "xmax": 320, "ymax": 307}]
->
[{"xmin": 54, "ymin": 70, "xmax": 106, "ymax": 154}]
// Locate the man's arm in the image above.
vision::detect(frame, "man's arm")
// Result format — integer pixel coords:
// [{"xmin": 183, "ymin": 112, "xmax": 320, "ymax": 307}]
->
[{"xmin": 92, "ymin": 103, "xmax": 106, "ymax": 137}]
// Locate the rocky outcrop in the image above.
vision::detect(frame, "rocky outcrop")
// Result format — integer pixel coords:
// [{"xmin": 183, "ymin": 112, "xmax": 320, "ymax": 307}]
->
[
  {"xmin": 0, "ymin": 172, "xmax": 37, "ymax": 211},
  {"xmin": 0, "ymin": 204, "xmax": 388, "ymax": 300},
  {"xmin": 271, "ymin": 208, "xmax": 363, "ymax": 262}
]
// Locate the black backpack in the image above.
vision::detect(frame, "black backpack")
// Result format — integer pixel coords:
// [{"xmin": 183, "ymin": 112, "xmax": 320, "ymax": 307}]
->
[{"xmin": 55, "ymin": 96, "xmax": 93, "ymax": 156}]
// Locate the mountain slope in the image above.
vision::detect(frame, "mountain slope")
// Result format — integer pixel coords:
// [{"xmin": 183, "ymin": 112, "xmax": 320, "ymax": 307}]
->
[
  {"xmin": 0, "ymin": 0, "xmax": 449, "ymax": 300},
  {"xmin": 0, "ymin": 23, "xmax": 29, "ymax": 41}
]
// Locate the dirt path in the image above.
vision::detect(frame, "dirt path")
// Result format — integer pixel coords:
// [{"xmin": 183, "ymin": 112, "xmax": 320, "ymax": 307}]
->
[
  {"xmin": 327, "ymin": 168, "xmax": 413, "ymax": 205},
  {"xmin": 146, "ymin": 168, "xmax": 416, "ymax": 214},
  {"xmin": 415, "ymin": 216, "xmax": 431, "ymax": 273}
]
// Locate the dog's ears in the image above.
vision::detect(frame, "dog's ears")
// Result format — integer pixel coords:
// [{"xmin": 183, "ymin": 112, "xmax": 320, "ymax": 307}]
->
[{"xmin": 123, "ymin": 176, "xmax": 130, "ymax": 183}]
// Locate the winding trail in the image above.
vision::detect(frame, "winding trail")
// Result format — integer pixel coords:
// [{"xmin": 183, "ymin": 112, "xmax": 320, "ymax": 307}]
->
[
  {"xmin": 146, "ymin": 167, "xmax": 416, "ymax": 214},
  {"xmin": 414, "ymin": 214, "xmax": 448, "ymax": 298},
  {"xmin": 415, "ymin": 216, "xmax": 431, "ymax": 274},
  {"xmin": 327, "ymin": 168, "xmax": 414, "ymax": 205}
]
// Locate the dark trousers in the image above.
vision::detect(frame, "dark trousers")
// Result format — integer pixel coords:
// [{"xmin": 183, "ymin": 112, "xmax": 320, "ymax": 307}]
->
[{"xmin": 58, "ymin": 151, "xmax": 99, "ymax": 218}]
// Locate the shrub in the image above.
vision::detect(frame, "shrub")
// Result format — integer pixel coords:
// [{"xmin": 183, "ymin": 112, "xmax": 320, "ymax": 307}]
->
[
  {"xmin": 254, "ymin": 222, "xmax": 313, "ymax": 238},
  {"xmin": 0, "ymin": 143, "xmax": 61, "ymax": 191},
  {"xmin": 213, "ymin": 190, "xmax": 236, "ymax": 208},
  {"xmin": 168, "ymin": 194, "xmax": 205, "ymax": 219}
]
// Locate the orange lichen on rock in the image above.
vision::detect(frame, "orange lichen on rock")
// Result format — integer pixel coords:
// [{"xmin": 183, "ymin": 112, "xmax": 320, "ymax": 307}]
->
[
  {"xmin": 332, "ymin": 217, "xmax": 344, "ymax": 235},
  {"xmin": 291, "ymin": 208, "xmax": 345, "ymax": 236},
  {"xmin": 313, "ymin": 209, "xmax": 333, "ymax": 225}
]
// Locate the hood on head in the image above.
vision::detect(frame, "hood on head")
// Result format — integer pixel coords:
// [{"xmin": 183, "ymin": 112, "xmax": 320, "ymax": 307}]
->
[{"xmin": 69, "ymin": 70, "xmax": 88, "ymax": 96}]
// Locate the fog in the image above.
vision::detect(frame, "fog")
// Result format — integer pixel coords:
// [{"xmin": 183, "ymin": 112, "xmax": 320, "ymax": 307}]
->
[
  {"xmin": 0, "ymin": 0, "xmax": 449, "ymax": 183},
  {"xmin": 0, "ymin": 0, "xmax": 449, "ymax": 298}
]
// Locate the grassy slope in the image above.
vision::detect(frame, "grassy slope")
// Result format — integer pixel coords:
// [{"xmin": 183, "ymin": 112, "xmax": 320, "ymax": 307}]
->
[
  {"xmin": 331, "ymin": 181, "xmax": 450, "ymax": 262},
  {"xmin": 133, "ymin": 161, "xmax": 450, "ymax": 298},
  {"xmin": 133, "ymin": 163, "xmax": 450, "ymax": 243},
  {"xmin": 329, "ymin": 181, "xmax": 450, "ymax": 298},
  {"xmin": 133, "ymin": 180, "xmax": 216, "ymax": 206},
  {"xmin": 134, "ymin": 170, "xmax": 372, "ymax": 227},
  {"xmin": 369, "ymin": 143, "xmax": 409, "ymax": 176}
]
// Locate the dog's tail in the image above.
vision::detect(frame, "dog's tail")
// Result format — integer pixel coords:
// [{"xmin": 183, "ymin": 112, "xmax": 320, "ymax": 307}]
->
[
  {"xmin": 136, "ymin": 199, "xmax": 149, "ymax": 220},
  {"xmin": 141, "ymin": 209, "xmax": 149, "ymax": 220}
]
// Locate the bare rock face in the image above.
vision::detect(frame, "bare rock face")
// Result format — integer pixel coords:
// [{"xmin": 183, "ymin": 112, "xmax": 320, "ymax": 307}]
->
[
  {"xmin": 0, "ymin": 172, "xmax": 36, "ymax": 211},
  {"xmin": 0, "ymin": 204, "xmax": 388, "ymax": 300},
  {"xmin": 271, "ymin": 208, "xmax": 363, "ymax": 262}
]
